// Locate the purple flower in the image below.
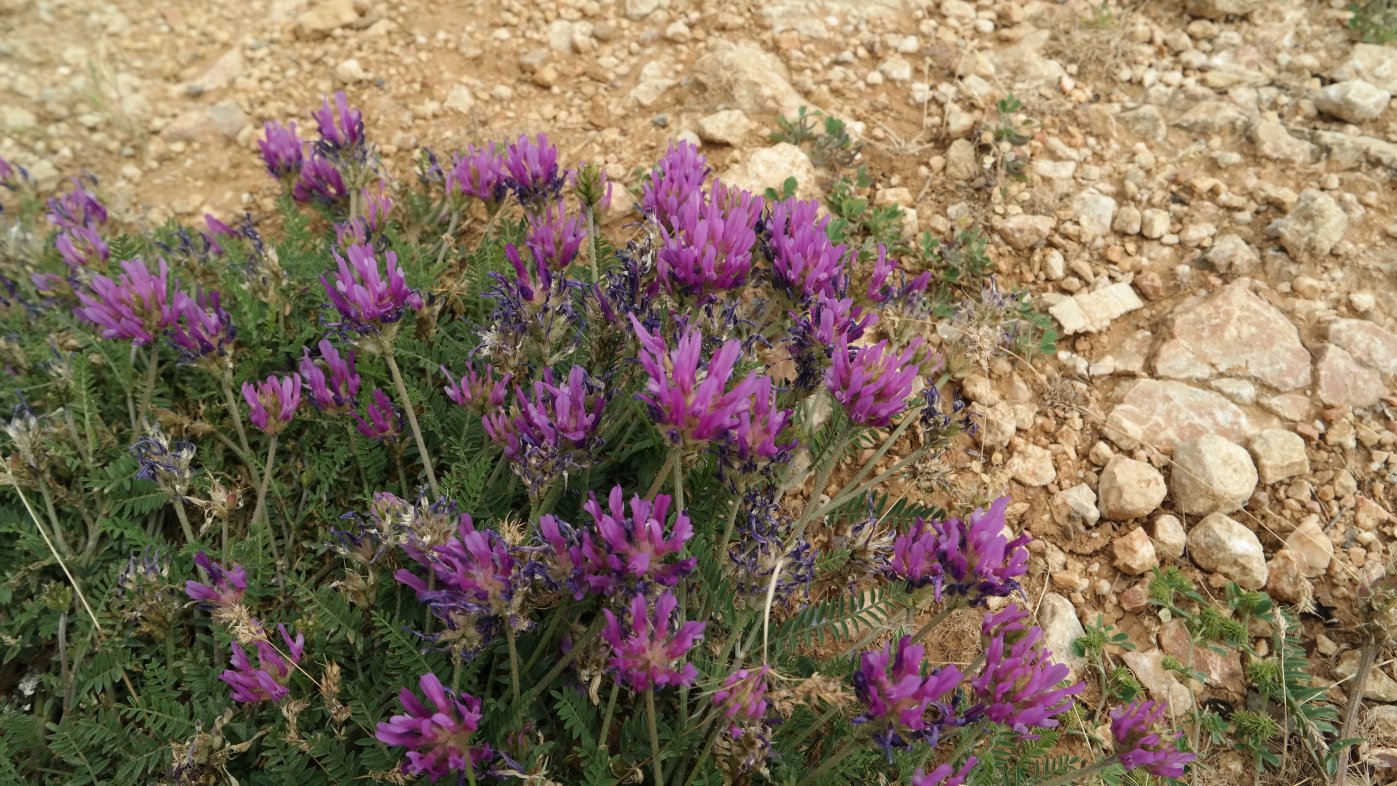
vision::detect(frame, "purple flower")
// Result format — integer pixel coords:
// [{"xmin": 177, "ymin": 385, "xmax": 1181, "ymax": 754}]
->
[
  {"xmin": 1111, "ymin": 700, "xmax": 1195, "ymax": 778},
  {"xmin": 631, "ymin": 315, "xmax": 758, "ymax": 446},
  {"xmin": 0, "ymin": 157, "xmax": 27, "ymax": 189},
  {"xmin": 503, "ymin": 133, "xmax": 562, "ymax": 206},
  {"xmin": 484, "ymin": 366, "xmax": 605, "ymax": 496},
  {"xmin": 574, "ymin": 485, "xmax": 695, "ymax": 596},
  {"xmin": 446, "ymin": 143, "xmax": 506, "ymax": 205},
  {"xmin": 242, "ymin": 374, "xmax": 301, "ymax": 435},
  {"xmin": 299, "ymin": 339, "xmax": 361, "ymax": 413},
  {"xmin": 601, "ymin": 590, "xmax": 705, "ymax": 691},
  {"xmin": 524, "ymin": 203, "xmax": 586, "ymax": 271},
  {"xmin": 55, "ymin": 225, "xmax": 109, "ymax": 268},
  {"xmin": 911, "ymin": 757, "xmax": 977, "ymax": 786},
  {"xmin": 441, "ymin": 363, "xmax": 511, "ymax": 416},
  {"xmin": 970, "ymin": 622, "xmax": 1083, "ymax": 736},
  {"xmin": 853, "ymin": 636, "xmax": 963, "ymax": 756},
  {"xmin": 656, "ymin": 180, "xmax": 763, "ymax": 298},
  {"xmin": 167, "ymin": 289, "xmax": 235, "ymax": 364},
  {"xmin": 322, "ymin": 243, "xmax": 424, "ymax": 332},
  {"xmin": 395, "ymin": 514, "xmax": 516, "ymax": 623},
  {"xmin": 826, "ymin": 336, "xmax": 925, "ymax": 427},
  {"xmin": 785, "ymin": 294, "xmax": 876, "ymax": 394},
  {"xmin": 729, "ymin": 376, "xmax": 794, "ymax": 468},
  {"xmin": 354, "ymin": 388, "xmax": 402, "ymax": 441},
  {"xmin": 867, "ymin": 244, "xmax": 932, "ymax": 304},
  {"xmin": 888, "ymin": 497, "xmax": 1029, "ymax": 603},
  {"xmin": 640, "ymin": 141, "xmax": 709, "ymax": 229},
  {"xmin": 258, "ymin": 120, "xmax": 304, "ymax": 179},
  {"xmin": 768, "ymin": 197, "xmax": 848, "ymax": 300},
  {"xmin": 47, "ymin": 178, "xmax": 107, "ymax": 230},
  {"xmin": 712, "ymin": 664, "xmax": 771, "ymax": 733},
  {"xmin": 293, "ymin": 155, "xmax": 348, "ymax": 205},
  {"xmin": 184, "ymin": 552, "xmax": 247, "ymax": 609},
  {"xmin": 312, "ymin": 91, "xmax": 365, "ymax": 155},
  {"xmin": 362, "ymin": 181, "xmax": 394, "ymax": 234},
  {"xmin": 73, "ymin": 257, "xmax": 174, "ymax": 345},
  {"xmin": 727, "ymin": 489, "xmax": 815, "ymax": 600},
  {"xmin": 220, "ymin": 623, "xmax": 304, "ymax": 703},
  {"xmin": 375, "ymin": 673, "xmax": 492, "ymax": 782}
]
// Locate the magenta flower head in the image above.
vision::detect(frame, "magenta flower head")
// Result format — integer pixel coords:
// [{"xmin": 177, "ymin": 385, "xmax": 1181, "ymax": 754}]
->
[
  {"xmin": 601, "ymin": 590, "xmax": 705, "ymax": 691},
  {"xmin": 258, "ymin": 120, "xmax": 304, "ymax": 179},
  {"xmin": 712, "ymin": 664, "xmax": 771, "ymax": 734},
  {"xmin": 395, "ymin": 514, "xmax": 516, "ymax": 623},
  {"xmin": 322, "ymin": 243, "xmax": 424, "ymax": 333},
  {"xmin": 576, "ymin": 485, "xmax": 695, "ymax": 596},
  {"xmin": 1110, "ymin": 700, "xmax": 1195, "ymax": 778},
  {"xmin": 524, "ymin": 203, "xmax": 586, "ymax": 271},
  {"xmin": 503, "ymin": 133, "xmax": 562, "ymax": 206},
  {"xmin": 768, "ymin": 197, "xmax": 849, "ymax": 300},
  {"xmin": 970, "ymin": 622, "xmax": 1082, "ymax": 736},
  {"xmin": 446, "ymin": 143, "xmax": 506, "ymax": 205},
  {"xmin": 167, "ymin": 289, "xmax": 235, "ymax": 365},
  {"xmin": 47, "ymin": 178, "xmax": 107, "ymax": 230},
  {"xmin": 221, "ymin": 623, "xmax": 304, "ymax": 703},
  {"xmin": 826, "ymin": 336, "xmax": 926, "ymax": 427},
  {"xmin": 299, "ymin": 339, "xmax": 361, "ymax": 413},
  {"xmin": 641, "ymin": 140, "xmax": 709, "ymax": 229},
  {"xmin": 0, "ymin": 156, "xmax": 28, "ymax": 189},
  {"xmin": 867, "ymin": 243, "xmax": 932, "ymax": 304},
  {"xmin": 242, "ymin": 374, "xmax": 301, "ymax": 435},
  {"xmin": 313, "ymin": 91, "xmax": 365, "ymax": 156},
  {"xmin": 361, "ymin": 181, "xmax": 394, "ymax": 234},
  {"xmin": 441, "ymin": 362, "xmax": 512, "ymax": 416},
  {"xmin": 911, "ymin": 757, "xmax": 977, "ymax": 786},
  {"xmin": 55, "ymin": 225, "xmax": 109, "ymax": 269},
  {"xmin": 293, "ymin": 155, "xmax": 348, "ymax": 205},
  {"xmin": 656, "ymin": 180, "xmax": 763, "ymax": 298},
  {"xmin": 631, "ymin": 315, "xmax": 758, "ymax": 446},
  {"xmin": 891, "ymin": 497, "xmax": 1029, "ymax": 603},
  {"xmin": 354, "ymin": 388, "xmax": 402, "ymax": 441},
  {"xmin": 853, "ymin": 636, "xmax": 964, "ymax": 757},
  {"xmin": 185, "ymin": 552, "xmax": 247, "ymax": 609},
  {"xmin": 376, "ymin": 673, "xmax": 492, "ymax": 782},
  {"xmin": 73, "ymin": 257, "xmax": 174, "ymax": 345}
]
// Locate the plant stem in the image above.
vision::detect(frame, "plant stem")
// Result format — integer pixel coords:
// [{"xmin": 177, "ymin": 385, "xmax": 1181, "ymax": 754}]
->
[
  {"xmin": 671, "ymin": 446, "xmax": 684, "ymax": 514},
  {"xmin": 585, "ymin": 205, "xmax": 600, "ymax": 282},
  {"xmin": 36, "ymin": 473, "xmax": 74, "ymax": 557},
  {"xmin": 434, "ymin": 210, "xmax": 460, "ymax": 268},
  {"xmin": 646, "ymin": 450, "xmax": 678, "ymax": 499},
  {"xmin": 1031, "ymin": 756, "xmax": 1118, "ymax": 786},
  {"xmin": 519, "ymin": 618, "xmax": 603, "ymax": 706},
  {"xmin": 797, "ymin": 737, "xmax": 860, "ymax": 786},
  {"xmin": 646, "ymin": 688, "xmax": 664, "ymax": 786},
  {"xmin": 140, "ymin": 344, "xmax": 160, "ymax": 427},
  {"xmin": 598, "ymin": 679, "xmax": 621, "ymax": 747},
  {"xmin": 171, "ymin": 497, "xmax": 196, "ymax": 543},
  {"xmin": 788, "ymin": 702, "xmax": 843, "ymax": 750},
  {"xmin": 1334, "ymin": 636, "xmax": 1378, "ymax": 786},
  {"xmin": 796, "ymin": 446, "xmax": 930, "ymax": 544},
  {"xmin": 521, "ymin": 611, "xmax": 565, "ymax": 675},
  {"xmin": 251, "ymin": 434, "xmax": 286, "ymax": 592},
  {"xmin": 384, "ymin": 348, "xmax": 439, "ymax": 495},
  {"xmin": 792, "ymin": 421, "xmax": 855, "ymax": 536},
  {"xmin": 680, "ymin": 718, "xmax": 725, "ymax": 786},
  {"xmin": 505, "ymin": 624, "xmax": 522, "ymax": 706}
]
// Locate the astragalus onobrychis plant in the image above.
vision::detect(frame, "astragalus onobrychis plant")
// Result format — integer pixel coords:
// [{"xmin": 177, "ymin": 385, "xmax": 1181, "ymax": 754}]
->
[{"xmin": 0, "ymin": 94, "xmax": 1192, "ymax": 785}]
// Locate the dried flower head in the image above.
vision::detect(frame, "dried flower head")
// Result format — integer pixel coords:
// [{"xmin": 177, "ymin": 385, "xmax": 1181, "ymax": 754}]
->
[{"xmin": 132, "ymin": 428, "xmax": 196, "ymax": 498}]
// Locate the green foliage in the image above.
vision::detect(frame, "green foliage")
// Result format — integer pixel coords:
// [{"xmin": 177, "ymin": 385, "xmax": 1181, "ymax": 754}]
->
[{"xmin": 1349, "ymin": 0, "xmax": 1397, "ymax": 42}]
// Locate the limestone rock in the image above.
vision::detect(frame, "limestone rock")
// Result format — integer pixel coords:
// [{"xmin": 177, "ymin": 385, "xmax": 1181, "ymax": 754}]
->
[
  {"xmin": 1072, "ymin": 190, "xmax": 1118, "ymax": 242},
  {"xmin": 693, "ymin": 42, "xmax": 806, "ymax": 116},
  {"xmin": 1172, "ymin": 434, "xmax": 1258, "ymax": 516},
  {"xmin": 696, "ymin": 109, "xmax": 752, "ymax": 146},
  {"xmin": 1114, "ymin": 527, "xmax": 1159, "ymax": 575},
  {"xmin": 1106, "ymin": 380, "xmax": 1258, "ymax": 451},
  {"xmin": 1185, "ymin": 0, "xmax": 1263, "ymax": 19},
  {"xmin": 1058, "ymin": 484, "xmax": 1100, "ymax": 527},
  {"xmin": 1284, "ymin": 517, "xmax": 1333, "ymax": 577},
  {"xmin": 1160, "ymin": 619, "xmax": 1246, "ymax": 694},
  {"xmin": 1204, "ymin": 234, "xmax": 1259, "ymax": 274},
  {"xmin": 1314, "ymin": 79, "xmax": 1391, "ymax": 124},
  {"xmin": 1049, "ymin": 282, "xmax": 1143, "ymax": 336},
  {"xmin": 1098, "ymin": 457, "xmax": 1167, "ymax": 521},
  {"xmin": 1316, "ymin": 345, "xmax": 1384, "ymax": 408},
  {"xmin": 997, "ymin": 214, "xmax": 1054, "ymax": 250},
  {"xmin": 1329, "ymin": 319, "xmax": 1397, "ymax": 376},
  {"xmin": 444, "ymin": 84, "xmax": 476, "ymax": 114},
  {"xmin": 721, "ymin": 143, "xmax": 818, "ymax": 203},
  {"xmin": 1249, "ymin": 429, "xmax": 1309, "ymax": 484},
  {"xmin": 1334, "ymin": 43, "xmax": 1397, "ymax": 93},
  {"xmin": 1037, "ymin": 593, "xmax": 1086, "ymax": 678},
  {"xmin": 295, "ymin": 0, "xmax": 360, "ymax": 38},
  {"xmin": 946, "ymin": 138, "xmax": 977, "ymax": 181},
  {"xmin": 1266, "ymin": 549, "xmax": 1311, "ymax": 605},
  {"xmin": 1152, "ymin": 280, "xmax": 1311, "ymax": 391},
  {"xmin": 1122, "ymin": 649, "xmax": 1194, "ymax": 711},
  {"xmin": 335, "ymin": 57, "xmax": 370, "ymax": 83},
  {"xmin": 1249, "ymin": 120, "xmax": 1315, "ymax": 164},
  {"xmin": 1336, "ymin": 650, "xmax": 1397, "ymax": 702},
  {"xmin": 1007, "ymin": 444, "xmax": 1056, "ymax": 487},
  {"xmin": 1140, "ymin": 208, "xmax": 1170, "ymax": 239},
  {"xmin": 162, "ymin": 100, "xmax": 247, "ymax": 141},
  {"xmin": 1172, "ymin": 100, "xmax": 1247, "ymax": 134},
  {"xmin": 1152, "ymin": 514, "xmax": 1187, "ymax": 560},
  {"xmin": 1273, "ymin": 189, "xmax": 1347, "ymax": 261},
  {"xmin": 1187, "ymin": 512, "xmax": 1267, "ymax": 590}
]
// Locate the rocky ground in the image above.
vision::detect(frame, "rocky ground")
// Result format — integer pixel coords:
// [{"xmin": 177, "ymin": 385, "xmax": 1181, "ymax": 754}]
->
[{"xmin": 3, "ymin": 0, "xmax": 1396, "ymax": 782}]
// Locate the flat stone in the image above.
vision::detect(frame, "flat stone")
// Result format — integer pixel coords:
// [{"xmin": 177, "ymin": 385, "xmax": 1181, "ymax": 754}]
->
[
  {"xmin": 997, "ymin": 214, "xmax": 1055, "ymax": 250},
  {"xmin": 1119, "ymin": 105, "xmax": 1166, "ymax": 141},
  {"xmin": 1172, "ymin": 433, "xmax": 1258, "ymax": 516},
  {"xmin": 1249, "ymin": 120, "xmax": 1315, "ymax": 164},
  {"xmin": 1114, "ymin": 526, "xmax": 1159, "ymax": 575},
  {"xmin": 696, "ymin": 109, "xmax": 752, "ymax": 146},
  {"xmin": 1334, "ymin": 43, "xmax": 1397, "ymax": 93},
  {"xmin": 1122, "ymin": 649, "xmax": 1194, "ymax": 712},
  {"xmin": 988, "ymin": 29, "xmax": 1066, "ymax": 91},
  {"xmin": 1140, "ymin": 208, "xmax": 1170, "ymax": 239},
  {"xmin": 1249, "ymin": 429, "xmax": 1309, "ymax": 484},
  {"xmin": 444, "ymin": 84, "xmax": 476, "ymax": 114},
  {"xmin": 1159, "ymin": 619, "xmax": 1246, "ymax": 694},
  {"xmin": 1367, "ymin": 706, "xmax": 1397, "ymax": 742},
  {"xmin": 1072, "ymin": 190, "xmax": 1118, "ymax": 242},
  {"xmin": 1329, "ymin": 319, "xmax": 1397, "ymax": 376},
  {"xmin": 162, "ymin": 100, "xmax": 247, "ymax": 141},
  {"xmin": 721, "ymin": 143, "xmax": 819, "ymax": 203},
  {"xmin": 1172, "ymin": 100, "xmax": 1248, "ymax": 134},
  {"xmin": 1153, "ymin": 281, "xmax": 1311, "ymax": 391},
  {"xmin": 1049, "ymin": 282, "xmax": 1143, "ymax": 336},
  {"xmin": 1336, "ymin": 650, "xmax": 1397, "ymax": 702},
  {"xmin": 1099, "ymin": 457, "xmax": 1167, "ymax": 521},
  {"xmin": 1058, "ymin": 483, "xmax": 1101, "ymax": 527},
  {"xmin": 1273, "ymin": 189, "xmax": 1348, "ymax": 261},
  {"xmin": 1188, "ymin": 512, "xmax": 1267, "ymax": 590},
  {"xmin": 946, "ymin": 138, "xmax": 977, "ymax": 181},
  {"xmin": 1316, "ymin": 345, "xmax": 1385, "ymax": 408},
  {"xmin": 693, "ymin": 41, "xmax": 806, "ymax": 116},
  {"xmin": 1315, "ymin": 79, "xmax": 1392, "ymax": 124},
  {"xmin": 1037, "ymin": 593, "xmax": 1086, "ymax": 678},
  {"xmin": 1106, "ymin": 380, "xmax": 1258, "ymax": 451},
  {"xmin": 1285, "ymin": 516, "xmax": 1333, "ymax": 577},
  {"xmin": 1007, "ymin": 444, "xmax": 1056, "ymax": 487},
  {"xmin": 1204, "ymin": 234, "xmax": 1259, "ymax": 274}
]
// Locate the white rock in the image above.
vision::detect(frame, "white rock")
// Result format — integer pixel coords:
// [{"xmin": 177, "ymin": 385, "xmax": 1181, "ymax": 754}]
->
[
  {"xmin": 1037, "ymin": 593, "xmax": 1087, "ymax": 677},
  {"xmin": 1188, "ymin": 513, "xmax": 1267, "ymax": 590},
  {"xmin": 1329, "ymin": 319, "xmax": 1397, "ymax": 376},
  {"xmin": 295, "ymin": 0, "xmax": 359, "ymax": 38},
  {"xmin": 1114, "ymin": 526, "xmax": 1159, "ymax": 575},
  {"xmin": 696, "ymin": 110, "xmax": 752, "ymax": 147},
  {"xmin": 1098, "ymin": 457, "xmax": 1167, "ymax": 520},
  {"xmin": 1048, "ymin": 282, "xmax": 1144, "ymax": 336},
  {"xmin": 1007, "ymin": 444, "xmax": 1056, "ymax": 487},
  {"xmin": 1284, "ymin": 516, "xmax": 1332, "ymax": 577},
  {"xmin": 945, "ymin": 138, "xmax": 977, "ymax": 181},
  {"xmin": 1316, "ymin": 345, "xmax": 1385, "ymax": 409},
  {"xmin": 976, "ymin": 402, "xmax": 1016, "ymax": 450},
  {"xmin": 721, "ymin": 143, "xmax": 818, "ymax": 203},
  {"xmin": 0, "ymin": 106, "xmax": 37, "ymax": 130},
  {"xmin": 1204, "ymin": 234, "xmax": 1259, "ymax": 274},
  {"xmin": 1152, "ymin": 514, "xmax": 1187, "ymax": 559},
  {"xmin": 1112, "ymin": 206, "xmax": 1142, "ymax": 236},
  {"xmin": 997, "ymin": 215, "xmax": 1054, "ymax": 250},
  {"xmin": 1171, "ymin": 433, "xmax": 1257, "ymax": 516},
  {"xmin": 1334, "ymin": 43, "xmax": 1397, "ymax": 93},
  {"xmin": 693, "ymin": 42, "xmax": 806, "ymax": 116},
  {"xmin": 1185, "ymin": 0, "xmax": 1263, "ymax": 18},
  {"xmin": 335, "ymin": 57, "xmax": 370, "ymax": 83},
  {"xmin": 1058, "ymin": 484, "xmax": 1101, "ymax": 527},
  {"xmin": 1072, "ymin": 190, "xmax": 1118, "ymax": 242},
  {"xmin": 878, "ymin": 56, "xmax": 913, "ymax": 82},
  {"xmin": 1314, "ymin": 80, "xmax": 1392, "ymax": 124},
  {"xmin": 1248, "ymin": 429, "xmax": 1308, "ymax": 484},
  {"xmin": 444, "ymin": 84, "xmax": 476, "ymax": 114},
  {"xmin": 1140, "ymin": 208, "xmax": 1169, "ymax": 239},
  {"xmin": 1336, "ymin": 650, "xmax": 1397, "ymax": 702},
  {"xmin": 624, "ymin": 0, "xmax": 659, "ymax": 20},
  {"xmin": 1273, "ymin": 189, "xmax": 1347, "ymax": 261}
]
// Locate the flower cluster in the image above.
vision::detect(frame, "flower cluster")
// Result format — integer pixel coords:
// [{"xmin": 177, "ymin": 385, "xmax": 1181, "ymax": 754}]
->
[
  {"xmin": 640, "ymin": 140, "xmax": 709, "ymax": 228},
  {"xmin": 375, "ymin": 673, "xmax": 493, "ymax": 782},
  {"xmin": 167, "ymin": 289, "xmax": 235, "ymax": 365},
  {"xmin": 1110, "ymin": 700, "xmax": 1196, "ymax": 778},
  {"xmin": 632, "ymin": 316, "xmax": 759, "ymax": 447},
  {"xmin": 221, "ymin": 623, "xmax": 305, "ymax": 703},
  {"xmin": 131, "ymin": 429, "xmax": 196, "ymax": 498},
  {"xmin": 446, "ymin": 143, "xmax": 506, "ymax": 205},
  {"xmin": 827, "ymin": 336, "xmax": 928, "ymax": 427},
  {"xmin": 184, "ymin": 552, "xmax": 247, "ymax": 611},
  {"xmin": 601, "ymin": 590, "xmax": 705, "ymax": 691},
  {"xmin": 656, "ymin": 180, "xmax": 764, "ymax": 299},
  {"xmin": 970, "ymin": 609, "xmax": 1083, "ymax": 736},
  {"xmin": 242, "ymin": 374, "xmax": 301, "ymax": 435},
  {"xmin": 441, "ymin": 362, "xmax": 511, "ymax": 416},
  {"xmin": 911, "ymin": 758, "xmax": 977, "ymax": 786},
  {"xmin": 484, "ymin": 365, "xmax": 605, "ymax": 495},
  {"xmin": 853, "ymin": 636, "xmax": 963, "ymax": 757},
  {"xmin": 395, "ymin": 514, "xmax": 518, "ymax": 656},
  {"xmin": 503, "ymin": 133, "xmax": 563, "ymax": 207},
  {"xmin": 299, "ymin": 339, "xmax": 362, "ymax": 413},
  {"xmin": 48, "ymin": 177, "xmax": 109, "ymax": 269},
  {"xmin": 322, "ymin": 243, "xmax": 423, "ymax": 333},
  {"xmin": 354, "ymin": 388, "xmax": 402, "ymax": 441},
  {"xmin": 73, "ymin": 258, "xmax": 173, "ymax": 345},
  {"xmin": 889, "ymin": 497, "xmax": 1030, "ymax": 604}
]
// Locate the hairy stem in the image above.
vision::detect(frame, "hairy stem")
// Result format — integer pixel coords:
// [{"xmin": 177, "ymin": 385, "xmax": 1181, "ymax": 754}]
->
[
  {"xmin": 1031, "ymin": 756, "xmax": 1118, "ymax": 786},
  {"xmin": 384, "ymin": 348, "xmax": 439, "ymax": 495},
  {"xmin": 140, "ymin": 344, "xmax": 160, "ymax": 428},
  {"xmin": 519, "ymin": 618, "xmax": 603, "ymax": 707},
  {"xmin": 251, "ymin": 434, "xmax": 285, "ymax": 592},
  {"xmin": 171, "ymin": 497, "xmax": 197, "ymax": 543},
  {"xmin": 220, "ymin": 368, "xmax": 261, "ymax": 490},
  {"xmin": 434, "ymin": 210, "xmax": 460, "ymax": 268},
  {"xmin": 797, "ymin": 737, "xmax": 860, "ymax": 786},
  {"xmin": 36, "ymin": 473, "xmax": 74, "ymax": 557},
  {"xmin": 1334, "ymin": 636, "xmax": 1378, "ymax": 786},
  {"xmin": 598, "ymin": 679, "xmax": 621, "ymax": 748},
  {"xmin": 505, "ymin": 624, "xmax": 522, "ymax": 706},
  {"xmin": 646, "ymin": 688, "xmax": 664, "ymax": 786}
]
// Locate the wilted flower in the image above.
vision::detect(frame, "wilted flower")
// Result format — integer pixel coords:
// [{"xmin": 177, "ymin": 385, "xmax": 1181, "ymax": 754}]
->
[
  {"xmin": 353, "ymin": 388, "xmax": 401, "ymax": 441},
  {"xmin": 242, "ymin": 374, "xmax": 301, "ymax": 435},
  {"xmin": 970, "ymin": 622, "xmax": 1082, "ymax": 736},
  {"xmin": 640, "ymin": 140, "xmax": 708, "ymax": 229},
  {"xmin": 446, "ymin": 143, "xmax": 506, "ymax": 205},
  {"xmin": 112, "ymin": 548, "xmax": 174, "ymax": 637},
  {"xmin": 867, "ymin": 243, "xmax": 932, "ymax": 305},
  {"xmin": 131, "ymin": 429, "xmax": 196, "ymax": 498},
  {"xmin": 485, "ymin": 366, "xmax": 605, "ymax": 495},
  {"xmin": 767, "ymin": 197, "xmax": 848, "ymax": 301},
  {"xmin": 910, "ymin": 757, "xmax": 977, "ymax": 786},
  {"xmin": 376, "ymin": 673, "xmax": 493, "ymax": 782},
  {"xmin": 73, "ymin": 257, "xmax": 174, "ymax": 345},
  {"xmin": 727, "ymin": 489, "xmax": 815, "ymax": 601},
  {"xmin": 293, "ymin": 155, "xmax": 348, "ymax": 205},
  {"xmin": 1110, "ymin": 700, "xmax": 1195, "ymax": 778},
  {"xmin": 601, "ymin": 590, "xmax": 705, "ymax": 691},
  {"xmin": 0, "ymin": 157, "xmax": 28, "ymax": 189},
  {"xmin": 221, "ymin": 623, "xmax": 304, "ymax": 703},
  {"xmin": 441, "ymin": 362, "xmax": 511, "ymax": 416},
  {"xmin": 826, "ymin": 336, "xmax": 926, "ymax": 427},
  {"xmin": 167, "ymin": 289, "xmax": 235, "ymax": 365},
  {"xmin": 312, "ymin": 91, "xmax": 365, "ymax": 157},
  {"xmin": 573, "ymin": 485, "xmax": 695, "ymax": 597},
  {"xmin": 631, "ymin": 316, "xmax": 758, "ymax": 446},
  {"xmin": 322, "ymin": 243, "xmax": 424, "ymax": 332},
  {"xmin": 299, "ymin": 339, "xmax": 361, "ymax": 413},
  {"xmin": 184, "ymin": 552, "xmax": 247, "ymax": 609},
  {"xmin": 888, "ymin": 497, "xmax": 1029, "ymax": 604},
  {"xmin": 258, "ymin": 121, "xmax": 304, "ymax": 179},
  {"xmin": 503, "ymin": 133, "xmax": 562, "ymax": 206},
  {"xmin": 3, "ymin": 398, "xmax": 46, "ymax": 469},
  {"xmin": 853, "ymin": 636, "xmax": 963, "ymax": 757}
]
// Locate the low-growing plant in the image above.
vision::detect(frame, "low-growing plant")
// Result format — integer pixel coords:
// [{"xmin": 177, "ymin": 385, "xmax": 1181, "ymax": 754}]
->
[{"xmin": 1, "ymin": 97, "xmax": 1186, "ymax": 785}]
